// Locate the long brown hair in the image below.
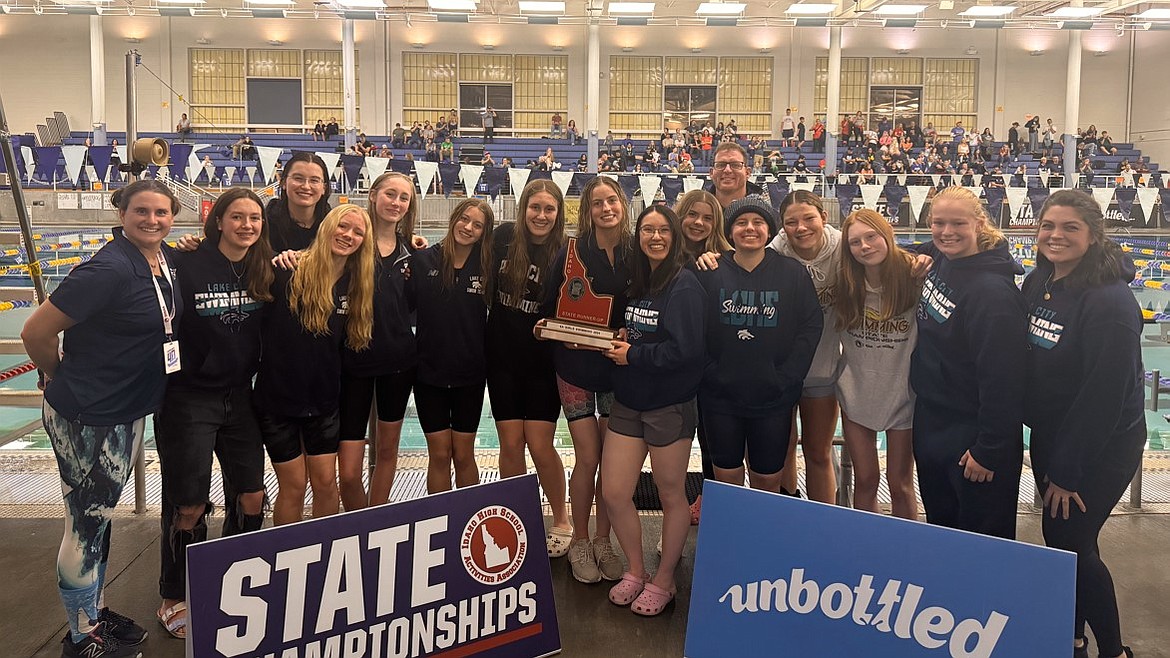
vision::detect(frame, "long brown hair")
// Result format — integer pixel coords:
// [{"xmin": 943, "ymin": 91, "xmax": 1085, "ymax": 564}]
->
[
  {"xmin": 577, "ymin": 176, "xmax": 632, "ymax": 252},
  {"xmin": 203, "ymin": 187, "xmax": 274, "ymax": 302},
  {"xmin": 367, "ymin": 171, "xmax": 418, "ymax": 246},
  {"xmin": 835, "ymin": 209, "xmax": 919, "ymax": 331},
  {"xmin": 629, "ymin": 205, "xmax": 686, "ymax": 299},
  {"xmin": 930, "ymin": 186, "xmax": 1005, "ymax": 252},
  {"xmin": 441, "ymin": 198, "xmax": 495, "ymax": 292},
  {"xmin": 1036, "ymin": 189, "xmax": 1128, "ymax": 289},
  {"xmin": 674, "ymin": 190, "xmax": 730, "ymax": 255},
  {"xmin": 501, "ymin": 179, "xmax": 566, "ymax": 300},
  {"xmin": 288, "ymin": 204, "xmax": 376, "ymax": 350}
]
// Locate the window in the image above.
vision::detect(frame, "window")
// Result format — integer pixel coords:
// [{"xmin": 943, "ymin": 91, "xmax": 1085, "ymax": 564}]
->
[
  {"xmin": 460, "ymin": 84, "xmax": 513, "ymax": 131},
  {"xmin": 664, "ymin": 86, "xmax": 717, "ymax": 129}
]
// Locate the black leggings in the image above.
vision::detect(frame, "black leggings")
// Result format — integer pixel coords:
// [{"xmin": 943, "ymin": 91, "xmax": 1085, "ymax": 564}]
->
[{"xmin": 1036, "ymin": 444, "xmax": 1141, "ymax": 658}]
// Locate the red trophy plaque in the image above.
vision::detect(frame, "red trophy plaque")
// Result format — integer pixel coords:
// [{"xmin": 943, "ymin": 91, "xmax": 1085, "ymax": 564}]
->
[{"xmin": 535, "ymin": 237, "xmax": 620, "ymax": 350}]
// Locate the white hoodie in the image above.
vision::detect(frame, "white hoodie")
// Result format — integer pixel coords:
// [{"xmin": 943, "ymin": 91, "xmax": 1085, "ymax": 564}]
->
[{"xmin": 768, "ymin": 223, "xmax": 842, "ymax": 390}]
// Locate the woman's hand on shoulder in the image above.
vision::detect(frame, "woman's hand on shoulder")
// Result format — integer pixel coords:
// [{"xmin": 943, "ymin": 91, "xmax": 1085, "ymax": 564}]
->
[
  {"xmin": 174, "ymin": 233, "xmax": 202, "ymax": 253},
  {"xmin": 695, "ymin": 251, "xmax": 721, "ymax": 271},
  {"xmin": 272, "ymin": 250, "xmax": 303, "ymax": 271},
  {"xmin": 910, "ymin": 254, "xmax": 934, "ymax": 279},
  {"xmin": 411, "ymin": 234, "xmax": 429, "ymax": 250}
]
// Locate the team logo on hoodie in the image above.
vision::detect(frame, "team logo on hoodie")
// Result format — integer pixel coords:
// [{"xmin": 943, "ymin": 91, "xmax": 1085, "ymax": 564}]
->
[
  {"xmin": 919, "ymin": 272, "xmax": 956, "ymax": 324},
  {"xmin": 1028, "ymin": 306, "xmax": 1063, "ymax": 350},
  {"xmin": 719, "ymin": 289, "xmax": 779, "ymax": 328}
]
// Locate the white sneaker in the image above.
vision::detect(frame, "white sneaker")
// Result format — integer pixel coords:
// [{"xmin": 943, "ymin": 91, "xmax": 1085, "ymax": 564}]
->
[
  {"xmin": 592, "ymin": 537, "xmax": 623, "ymax": 581},
  {"xmin": 568, "ymin": 539, "xmax": 601, "ymax": 584}
]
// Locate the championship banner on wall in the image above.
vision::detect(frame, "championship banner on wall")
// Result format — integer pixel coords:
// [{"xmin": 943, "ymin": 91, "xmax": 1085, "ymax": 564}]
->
[
  {"xmin": 997, "ymin": 197, "xmax": 1160, "ymax": 230},
  {"xmin": 684, "ymin": 482, "xmax": 1075, "ymax": 658},
  {"xmin": 846, "ymin": 198, "xmax": 912, "ymax": 227},
  {"xmin": 187, "ymin": 474, "xmax": 560, "ymax": 658}
]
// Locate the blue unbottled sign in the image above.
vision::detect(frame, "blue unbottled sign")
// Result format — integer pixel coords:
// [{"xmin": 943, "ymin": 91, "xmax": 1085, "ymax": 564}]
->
[{"xmin": 685, "ymin": 482, "xmax": 1075, "ymax": 658}]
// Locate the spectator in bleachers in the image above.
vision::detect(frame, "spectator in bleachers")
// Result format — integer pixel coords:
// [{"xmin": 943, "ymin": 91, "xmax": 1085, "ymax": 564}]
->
[
  {"xmin": 1079, "ymin": 158, "xmax": 1095, "ymax": 188},
  {"xmin": 567, "ymin": 119, "xmax": 579, "ymax": 146},
  {"xmin": 950, "ymin": 121, "xmax": 966, "ymax": 158},
  {"xmin": 812, "ymin": 118, "xmax": 826, "ymax": 152},
  {"xmin": 440, "ymin": 135, "xmax": 455, "ymax": 163},
  {"xmin": 1008, "ymin": 121, "xmax": 1021, "ymax": 157},
  {"xmin": 425, "ymin": 140, "xmax": 440, "ymax": 163},
  {"xmin": 796, "ymin": 117, "xmax": 807, "ymax": 150},
  {"xmin": 232, "ymin": 134, "xmax": 257, "ymax": 161},
  {"xmin": 700, "ymin": 131, "xmax": 714, "ymax": 166},
  {"xmin": 325, "ymin": 117, "xmax": 340, "ymax": 139},
  {"xmin": 551, "ymin": 112, "xmax": 563, "ymax": 138},
  {"xmin": 391, "ymin": 123, "xmax": 406, "ymax": 148},
  {"xmin": 436, "ymin": 116, "xmax": 449, "ymax": 142},
  {"xmin": 480, "ymin": 107, "xmax": 497, "ymax": 144},
  {"xmin": 175, "ymin": 113, "xmax": 192, "ymax": 142},
  {"xmin": 481, "ymin": 151, "xmax": 495, "ymax": 167},
  {"xmin": 660, "ymin": 128, "xmax": 673, "ymax": 151},
  {"xmin": 448, "ymin": 109, "xmax": 458, "ymax": 136},
  {"xmin": 1043, "ymin": 118, "xmax": 1058, "ymax": 158},
  {"xmin": 877, "ymin": 115, "xmax": 892, "ymax": 136},
  {"xmin": 422, "ymin": 121, "xmax": 435, "ymax": 144},
  {"xmin": 357, "ymin": 133, "xmax": 375, "ymax": 157},
  {"xmin": 378, "ymin": 144, "xmax": 392, "ymax": 158},
  {"xmin": 705, "ymin": 142, "xmax": 760, "ymax": 209},
  {"xmin": 780, "ymin": 109, "xmax": 796, "ymax": 147},
  {"xmin": 851, "ymin": 111, "xmax": 866, "ymax": 145},
  {"xmin": 924, "ymin": 121, "xmax": 937, "ymax": 146},
  {"xmin": 409, "ymin": 122, "xmax": 424, "ymax": 149},
  {"xmin": 313, "ymin": 119, "xmax": 327, "ymax": 142},
  {"xmin": 1080, "ymin": 125, "xmax": 1100, "ymax": 158},
  {"xmin": 501, "ymin": 156, "xmax": 514, "ymax": 169},
  {"xmin": 677, "ymin": 153, "xmax": 695, "ymax": 174},
  {"xmin": 908, "ymin": 121, "xmax": 924, "ymax": 149},
  {"xmin": 728, "ymin": 118, "xmax": 739, "ymax": 137},
  {"xmin": 1025, "ymin": 114, "xmax": 1041, "ymax": 154},
  {"xmin": 980, "ymin": 128, "xmax": 994, "ymax": 161},
  {"xmin": 603, "ymin": 130, "xmax": 615, "ymax": 153},
  {"xmin": 1099, "ymin": 130, "xmax": 1117, "ymax": 156}
]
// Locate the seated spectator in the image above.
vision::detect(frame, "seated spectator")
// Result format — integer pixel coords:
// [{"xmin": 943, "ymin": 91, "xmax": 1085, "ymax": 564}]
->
[
  {"xmin": 313, "ymin": 119, "xmax": 327, "ymax": 142},
  {"xmin": 232, "ymin": 134, "xmax": 256, "ymax": 160},
  {"xmin": 377, "ymin": 144, "xmax": 392, "ymax": 158},
  {"xmin": 422, "ymin": 121, "xmax": 435, "ymax": 144},
  {"xmin": 356, "ymin": 133, "xmax": 375, "ymax": 156},
  {"xmin": 567, "ymin": 119, "xmax": 579, "ymax": 146},
  {"xmin": 1100, "ymin": 131, "xmax": 1118, "ymax": 156},
  {"xmin": 440, "ymin": 136, "xmax": 454, "ymax": 162},
  {"xmin": 408, "ymin": 122, "xmax": 423, "ymax": 149},
  {"xmin": 1079, "ymin": 158, "xmax": 1094, "ymax": 188},
  {"xmin": 175, "ymin": 113, "xmax": 192, "ymax": 142},
  {"xmin": 448, "ymin": 109, "xmax": 459, "ymax": 136},
  {"xmin": 577, "ymin": 153, "xmax": 588, "ymax": 172},
  {"xmin": 677, "ymin": 153, "xmax": 694, "ymax": 174},
  {"xmin": 425, "ymin": 140, "xmax": 440, "ymax": 162},
  {"xmin": 325, "ymin": 117, "xmax": 340, "ymax": 138},
  {"xmin": 436, "ymin": 117, "xmax": 449, "ymax": 141},
  {"xmin": 482, "ymin": 151, "xmax": 496, "ymax": 167},
  {"xmin": 501, "ymin": 156, "xmax": 513, "ymax": 169},
  {"xmin": 391, "ymin": 123, "xmax": 407, "ymax": 148},
  {"xmin": 551, "ymin": 112, "xmax": 563, "ymax": 138}
]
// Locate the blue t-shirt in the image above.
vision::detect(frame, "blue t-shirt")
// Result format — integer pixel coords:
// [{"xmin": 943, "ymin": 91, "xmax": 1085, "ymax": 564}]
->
[{"xmin": 46, "ymin": 228, "xmax": 182, "ymax": 425}]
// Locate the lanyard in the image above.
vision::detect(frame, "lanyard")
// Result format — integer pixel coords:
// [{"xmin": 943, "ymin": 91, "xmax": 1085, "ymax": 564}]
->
[{"xmin": 151, "ymin": 251, "xmax": 176, "ymax": 338}]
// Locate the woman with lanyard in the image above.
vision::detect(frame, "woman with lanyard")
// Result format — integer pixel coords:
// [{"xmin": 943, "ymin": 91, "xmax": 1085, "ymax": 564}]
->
[
  {"xmin": 602, "ymin": 205, "xmax": 706, "ymax": 617},
  {"xmin": 536, "ymin": 176, "xmax": 632, "ymax": 584},
  {"xmin": 912, "ymin": 186, "xmax": 1025, "ymax": 539},
  {"xmin": 337, "ymin": 172, "xmax": 418, "ymax": 510},
  {"xmin": 407, "ymin": 199, "xmax": 494, "ymax": 493},
  {"xmin": 254, "ymin": 204, "xmax": 375, "ymax": 525},
  {"xmin": 673, "ymin": 189, "xmax": 729, "ymax": 523},
  {"xmin": 22, "ymin": 180, "xmax": 182, "ymax": 658},
  {"xmin": 487, "ymin": 179, "xmax": 572, "ymax": 558},
  {"xmin": 152, "ymin": 187, "xmax": 272, "ymax": 640},
  {"xmin": 1023, "ymin": 191, "xmax": 1143, "ymax": 658}
]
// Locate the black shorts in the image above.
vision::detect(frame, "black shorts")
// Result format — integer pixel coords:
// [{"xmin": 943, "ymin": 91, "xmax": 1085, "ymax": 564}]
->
[
  {"xmin": 154, "ymin": 386, "xmax": 266, "ymax": 506},
  {"xmin": 338, "ymin": 368, "xmax": 415, "ymax": 441},
  {"xmin": 414, "ymin": 381, "xmax": 486, "ymax": 434},
  {"xmin": 703, "ymin": 407, "xmax": 794, "ymax": 475},
  {"xmin": 487, "ymin": 366, "xmax": 561, "ymax": 423},
  {"xmin": 608, "ymin": 399, "xmax": 697, "ymax": 447},
  {"xmin": 782, "ymin": 129, "xmax": 795, "ymax": 139},
  {"xmin": 257, "ymin": 410, "xmax": 341, "ymax": 463}
]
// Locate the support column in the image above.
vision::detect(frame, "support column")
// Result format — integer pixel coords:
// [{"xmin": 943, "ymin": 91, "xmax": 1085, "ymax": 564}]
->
[
  {"xmin": 342, "ymin": 19, "xmax": 358, "ymax": 150},
  {"xmin": 1063, "ymin": 30, "xmax": 1082, "ymax": 182},
  {"xmin": 824, "ymin": 26, "xmax": 842, "ymax": 176},
  {"xmin": 90, "ymin": 16, "xmax": 106, "ymax": 145},
  {"xmin": 586, "ymin": 22, "xmax": 600, "ymax": 173}
]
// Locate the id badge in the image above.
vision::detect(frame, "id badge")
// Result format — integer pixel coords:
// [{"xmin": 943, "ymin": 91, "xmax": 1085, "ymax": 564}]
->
[{"xmin": 163, "ymin": 340, "xmax": 182, "ymax": 374}]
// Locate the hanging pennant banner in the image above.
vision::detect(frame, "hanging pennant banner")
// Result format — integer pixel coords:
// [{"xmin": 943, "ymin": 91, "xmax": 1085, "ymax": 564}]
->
[
  {"xmin": 858, "ymin": 184, "xmax": 882, "ymax": 210},
  {"xmin": 984, "ymin": 186, "xmax": 1006, "ymax": 226},
  {"xmin": 638, "ymin": 175, "xmax": 662, "ymax": 203},
  {"xmin": 1120, "ymin": 171, "xmax": 1134, "ymax": 188},
  {"xmin": 661, "ymin": 176, "xmax": 684, "ymax": 205},
  {"xmin": 972, "ymin": 174, "xmax": 982, "ymax": 187},
  {"xmin": 88, "ymin": 146, "xmax": 113, "ymax": 183},
  {"xmin": 255, "ymin": 146, "xmax": 283, "ymax": 184},
  {"xmin": 224, "ymin": 166, "xmax": 237, "ymax": 186},
  {"xmin": 1138, "ymin": 187, "xmax": 1159, "ymax": 226},
  {"xmin": 34, "ymin": 147, "xmax": 62, "ymax": 184},
  {"xmin": 1004, "ymin": 186, "xmax": 1029, "ymax": 221},
  {"xmin": 792, "ymin": 181, "xmax": 816, "ymax": 193},
  {"xmin": 460, "ymin": 164, "xmax": 484, "ymax": 196},
  {"xmin": 897, "ymin": 174, "xmax": 907, "ymax": 186},
  {"xmin": 835, "ymin": 183, "xmax": 859, "ymax": 222},
  {"xmin": 1037, "ymin": 171, "xmax": 1049, "ymax": 187},
  {"xmin": 1114, "ymin": 187, "xmax": 1136, "ymax": 224},
  {"xmin": 484, "ymin": 166, "xmax": 509, "ymax": 200},
  {"xmin": 682, "ymin": 176, "xmax": 704, "ymax": 193},
  {"xmin": 315, "ymin": 152, "xmax": 342, "ymax": 183},
  {"xmin": 244, "ymin": 166, "xmax": 258, "ymax": 185},
  {"xmin": 365, "ymin": 156, "xmax": 390, "ymax": 184},
  {"xmin": 61, "ymin": 145, "xmax": 87, "ymax": 186},
  {"xmin": 961, "ymin": 186, "xmax": 983, "ymax": 200},
  {"xmin": 1091, "ymin": 186, "xmax": 1115, "ymax": 214},
  {"xmin": 414, "ymin": 161, "xmax": 439, "ymax": 201},
  {"xmin": 508, "ymin": 167, "xmax": 532, "ymax": 202},
  {"xmin": 20, "ymin": 146, "xmax": 35, "ymax": 182},
  {"xmin": 906, "ymin": 186, "xmax": 931, "ymax": 227},
  {"xmin": 551, "ymin": 170, "xmax": 575, "ymax": 198},
  {"xmin": 114, "ymin": 144, "xmax": 128, "ymax": 169},
  {"xmin": 930, "ymin": 174, "xmax": 942, "ymax": 188}
]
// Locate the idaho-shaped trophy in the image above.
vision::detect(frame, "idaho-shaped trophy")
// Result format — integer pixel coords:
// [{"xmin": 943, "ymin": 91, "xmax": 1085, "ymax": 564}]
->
[{"xmin": 534, "ymin": 237, "xmax": 620, "ymax": 349}]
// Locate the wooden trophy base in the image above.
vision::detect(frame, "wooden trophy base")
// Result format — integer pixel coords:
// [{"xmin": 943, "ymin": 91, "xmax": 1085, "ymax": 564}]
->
[{"xmin": 535, "ymin": 319, "xmax": 618, "ymax": 350}]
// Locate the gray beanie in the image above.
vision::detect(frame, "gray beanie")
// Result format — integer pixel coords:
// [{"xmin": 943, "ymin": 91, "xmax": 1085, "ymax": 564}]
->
[{"xmin": 724, "ymin": 195, "xmax": 778, "ymax": 241}]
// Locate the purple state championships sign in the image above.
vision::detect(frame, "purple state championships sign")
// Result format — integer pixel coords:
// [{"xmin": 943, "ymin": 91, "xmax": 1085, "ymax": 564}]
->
[{"xmin": 186, "ymin": 474, "xmax": 560, "ymax": 658}]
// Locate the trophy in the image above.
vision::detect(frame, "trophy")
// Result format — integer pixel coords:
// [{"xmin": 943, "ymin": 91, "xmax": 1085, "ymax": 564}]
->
[{"xmin": 535, "ymin": 237, "xmax": 620, "ymax": 350}]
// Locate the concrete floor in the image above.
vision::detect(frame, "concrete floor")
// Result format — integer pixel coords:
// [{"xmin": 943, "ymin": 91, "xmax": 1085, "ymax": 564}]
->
[{"xmin": 2, "ymin": 511, "xmax": 1168, "ymax": 658}]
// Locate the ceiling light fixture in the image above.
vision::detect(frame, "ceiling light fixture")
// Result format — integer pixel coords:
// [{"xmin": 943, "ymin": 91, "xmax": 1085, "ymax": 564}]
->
[
  {"xmin": 872, "ymin": 4, "xmax": 925, "ymax": 15},
  {"xmin": 958, "ymin": 5, "xmax": 1015, "ymax": 17},
  {"xmin": 784, "ymin": 2, "xmax": 835, "ymax": 13},
  {"xmin": 518, "ymin": 0, "xmax": 564, "ymax": 12},
  {"xmin": 1046, "ymin": 6, "xmax": 1101, "ymax": 18},
  {"xmin": 608, "ymin": 1, "xmax": 654, "ymax": 13},
  {"xmin": 696, "ymin": 1, "xmax": 746, "ymax": 15},
  {"xmin": 427, "ymin": 0, "xmax": 476, "ymax": 10}
]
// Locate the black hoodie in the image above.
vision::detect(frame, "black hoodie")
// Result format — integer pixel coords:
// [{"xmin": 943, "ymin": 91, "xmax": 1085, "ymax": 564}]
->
[
  {"xmin": 910, "ymin": 241, "xmax": 1027, "ymax": 471},
  {"xmin": 697, "ymin": 250, "xmax": 822, "ymax": 416},
  {"xmin": 407, "ymin": 243, "xmax": 488, "ymax": 387},
  {"xmin": 342, "ymin": 241, "xmax": 416, "ymax": 377},
  {"xmin": 1022, "ymin": 256, "xmax": 1146, "ymax": 492}
]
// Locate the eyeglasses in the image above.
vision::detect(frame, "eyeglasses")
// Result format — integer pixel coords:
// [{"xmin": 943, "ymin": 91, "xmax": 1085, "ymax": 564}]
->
[
  {"xmin": 713, "ymin": 161, "xmax": 746, "ymax": 171},
  {"xmin": 289, "ymin": 175, "xmax": 325, "ymax": 187},
  {"xmin": 639, "ymin": 226, "xmax": 672, "ymax": 237}
]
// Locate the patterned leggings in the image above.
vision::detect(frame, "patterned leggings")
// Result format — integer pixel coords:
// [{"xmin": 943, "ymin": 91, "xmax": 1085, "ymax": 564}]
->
[{"xmin": 43, "ymin": 402, "xmax": 144, "ymax": 639}]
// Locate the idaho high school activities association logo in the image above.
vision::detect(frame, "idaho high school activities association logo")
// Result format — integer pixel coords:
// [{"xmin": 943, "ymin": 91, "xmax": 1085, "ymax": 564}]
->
[{"xmin": 461, "ymin": 505, "xmax": 529, "ymax": 585}]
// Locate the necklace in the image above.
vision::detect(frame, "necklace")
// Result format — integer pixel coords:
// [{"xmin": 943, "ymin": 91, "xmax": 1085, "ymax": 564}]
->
[
  {"xmin": 1043, "ymin": 274, "xmax": 1053, "ymax": 301},
  {"xmin": 229, "ymin": 259, "xmax": 246, "ymax": 283}
]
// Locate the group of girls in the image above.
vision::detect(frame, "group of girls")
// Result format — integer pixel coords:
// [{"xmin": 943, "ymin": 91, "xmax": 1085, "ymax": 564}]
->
[{"xmin": 22, "ymin": 146, "xmax": 1142, "ymax": 654}]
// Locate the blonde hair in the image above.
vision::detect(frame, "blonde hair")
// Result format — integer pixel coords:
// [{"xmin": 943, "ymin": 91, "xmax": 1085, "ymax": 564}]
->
[
  {"xmin": 673, "ymin": 190, "xmax": 730, "ymax": 255},
  {"xmin": 367, "ymin": 172, "xmax": 418, "ymax": 247},
  {"xmin": 288, "ymin": 204, "xmax": 376, "ymax": 350},
  {"xmin": 835, "ymin": 209, "xmax": 920, "ymax": 331},
  {"xmin": 577, "ymin": 176, "xmax": 632, "ymax": 252},
  {"xmin": 930, "ymin": 186, "xmax": 1005, "ymax": 253}
]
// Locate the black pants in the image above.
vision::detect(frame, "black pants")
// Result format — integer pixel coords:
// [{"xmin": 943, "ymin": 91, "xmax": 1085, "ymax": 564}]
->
[
  {"xmin": 1034, "ymin": 435, "xmax": 1142, "ymax": 658},
  {"xmin": 913, "ymin": 407, "xmax": 1021, "ymax": 540}
]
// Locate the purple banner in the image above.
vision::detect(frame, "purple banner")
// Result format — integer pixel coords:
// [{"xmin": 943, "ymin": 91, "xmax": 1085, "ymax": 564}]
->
[{"xmin": 186, "ymin": 474, "xmax": 560, "ymax": 658}]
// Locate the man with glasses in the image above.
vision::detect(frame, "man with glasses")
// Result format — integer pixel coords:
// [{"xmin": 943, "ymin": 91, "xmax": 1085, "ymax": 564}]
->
[{"xmin": 703, "ymin": 142, "xmax": 763, "ymax": 209}]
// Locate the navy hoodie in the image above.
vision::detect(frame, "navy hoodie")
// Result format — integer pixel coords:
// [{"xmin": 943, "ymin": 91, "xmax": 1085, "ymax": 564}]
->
[
  {"xmin": 1022, "ymin": 258, "xmax": 1145, "ymax": 492},
  {"xmin": 543, "ymin": 234, "xmax": 633, "ymax": 392},
  {"xmin": 407, "ymin": 243, "xmax": 488, "ymax": 387},
  {"xmin": 169, "ymin": 239, "xmax": 264, "ymax": 390},
  {"xmin": 697, "ymin": 250, "xmax": 823, "ymax": 416},
  {"xmin": 613, "ymin": 268, "xmax": 707, "ymax": 411},
  {"xmin": 342, "ymin": 241, "xmax": 416, "ymax": 377},
  {"xmin": 254, "ymin": 268, "xmax": 349, "ymax": 417},
  {"xmin": 910, "ymin": 241, "xmax": 1026, "ymax": 471}
]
